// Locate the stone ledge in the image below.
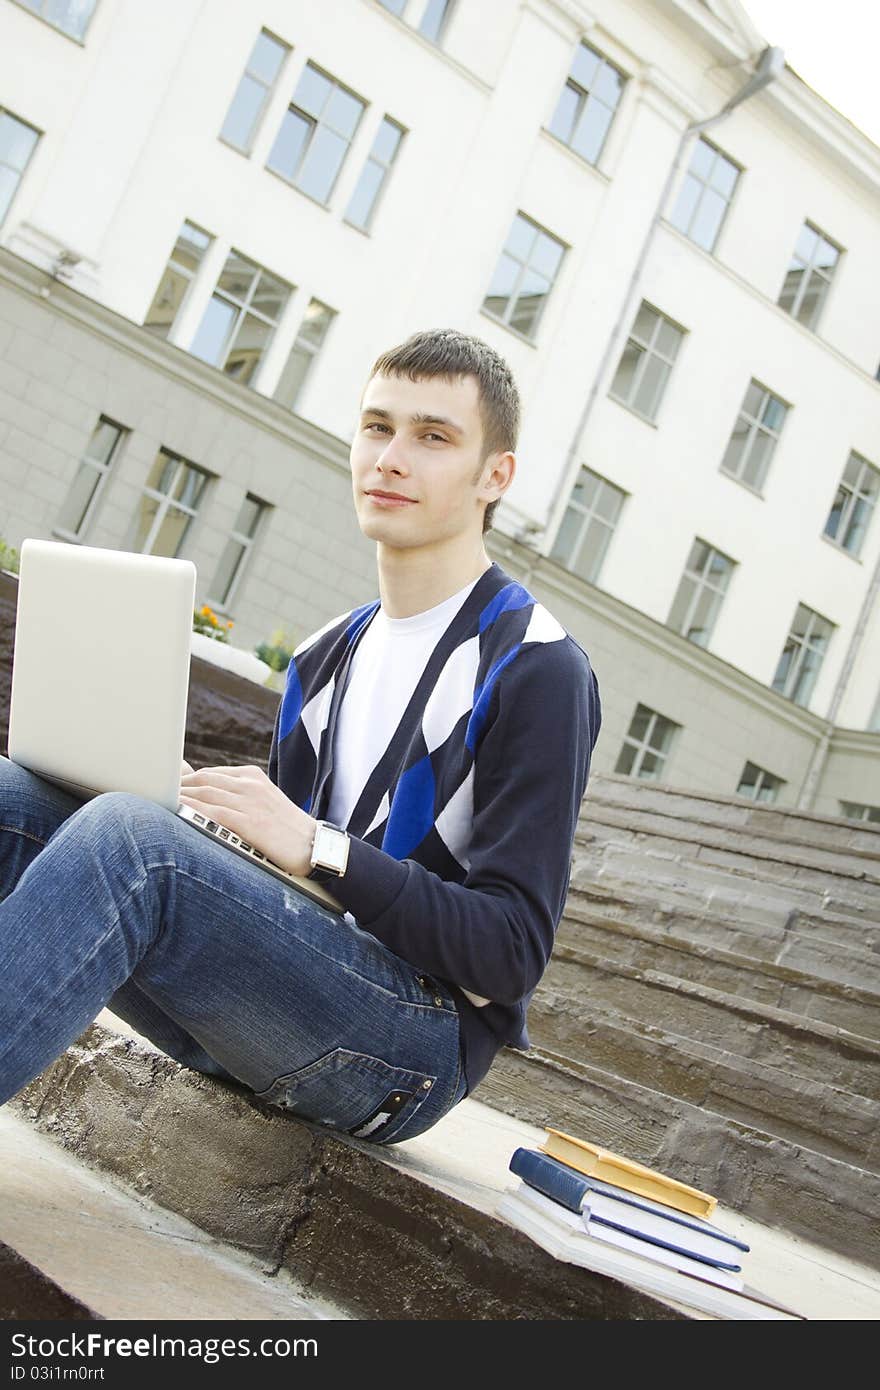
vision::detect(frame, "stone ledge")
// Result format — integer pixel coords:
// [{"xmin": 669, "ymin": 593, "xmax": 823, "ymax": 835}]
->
[{"xmin": 11, "ymin": 1024, "xmax": 688, "ymax": 1322}]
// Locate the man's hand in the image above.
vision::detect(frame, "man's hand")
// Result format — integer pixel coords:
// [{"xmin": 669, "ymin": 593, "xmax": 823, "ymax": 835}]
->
[{"xmin": 179, "ymin": 764, "xmax": 317, "ymax": 877}]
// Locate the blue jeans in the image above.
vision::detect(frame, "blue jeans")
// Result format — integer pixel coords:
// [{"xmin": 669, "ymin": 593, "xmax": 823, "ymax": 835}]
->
[{"xmin": 0, "ymin": 756, "xmax": 466, "ymax": 1144}]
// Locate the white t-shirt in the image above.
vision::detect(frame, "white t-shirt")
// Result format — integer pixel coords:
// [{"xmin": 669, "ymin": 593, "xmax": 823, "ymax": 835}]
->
[{"xmin": 325, "ymin": 575, "xmax": 481, "ymax": 831}]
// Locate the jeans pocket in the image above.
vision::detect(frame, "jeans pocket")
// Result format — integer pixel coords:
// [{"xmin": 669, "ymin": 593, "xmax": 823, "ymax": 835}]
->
[{"xmin": 255, "ymin": 1047, "xmax": 437, "ymax": 1144}]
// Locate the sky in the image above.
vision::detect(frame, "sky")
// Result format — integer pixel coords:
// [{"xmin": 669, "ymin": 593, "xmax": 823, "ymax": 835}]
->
[{"xmin": 739, "ymin": 0, "xmax": 880, "ymax": 147}]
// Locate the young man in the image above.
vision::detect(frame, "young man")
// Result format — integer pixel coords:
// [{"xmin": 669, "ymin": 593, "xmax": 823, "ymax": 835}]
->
[{"xmin": 0, "ymin": 329, "xmax": 600, "ymax": 1145}]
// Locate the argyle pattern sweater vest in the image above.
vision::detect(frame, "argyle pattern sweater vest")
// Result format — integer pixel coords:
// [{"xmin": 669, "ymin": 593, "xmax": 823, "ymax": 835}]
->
[{"xmin": 268, "ymin": 561, "xmax": 601, "ymax": 1094}]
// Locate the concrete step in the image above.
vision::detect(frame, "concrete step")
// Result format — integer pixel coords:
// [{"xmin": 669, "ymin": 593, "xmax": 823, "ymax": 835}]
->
[
  {"xmin": 573, "ymin": 812, "xmax": 880, "ymax": 910},
  {"xmin": 540, "ymin": 947, "xmax": 880, "ymax": 1103},
  {"xmin": 555, "ymin": 906, "xmax": 880, "ymax": 1041},
  {"xmin": 528, "ymin": 998, "xmax": 878, "ymax": 1171},
  {"xmin": 582, "ymin": 774, "xmax": 880, "ymax": 861},
  {"xmin": 0, "ymin": 1108, "xmax": 348, "ymax": 1321},
  {"xmin": 10, "ymin": 1019, "xmax": 880, "ymax": 1320},
  {"xmin": 565, "ymin": 870, "xmax": 880, "ymax": 993},
  {"xmin": 477, "ymin": 1043, "xmax": 880, "ymax": 1270}
]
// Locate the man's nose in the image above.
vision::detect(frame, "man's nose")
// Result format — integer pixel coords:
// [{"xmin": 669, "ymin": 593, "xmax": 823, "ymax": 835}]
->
[{"xmin": 375, "ymin": 433, "xmax": 410, "ymax": 473}]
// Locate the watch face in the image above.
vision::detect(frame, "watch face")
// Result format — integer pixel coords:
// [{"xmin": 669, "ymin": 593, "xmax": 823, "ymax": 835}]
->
[{"xmin": 316, "ymin": 824, "xmax": 348, "ymax": 871}]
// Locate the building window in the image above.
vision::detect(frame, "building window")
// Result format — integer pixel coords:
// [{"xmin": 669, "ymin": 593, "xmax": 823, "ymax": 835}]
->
[
  {"xmin": 667, "ymin": 539, "xmax": 734, "ymax": 648},
  {"xmin": 823, "ymin": 451, "xmax": 879, "ymax": 559},
  {"xmin": 550, "ymin": 467, "xmax": 625, "ymax": 584},
  {"xmin": 778, "ymin": 221, "xmax": 841, "ymax": 331},
  {"xmin": 737, "ymin": 761, "xmax": 785, "ymax": 804},
  {"xmin": 0, "ymin": 109, "xmax": 40, "ymax": 228},
  {"xmin": 615, "ymin": 704, "xmax": 680, "ymax": 782},
  {"xmin": 273, "ymin": 299, "xmax": 335, "ymax": 411},
  {"xmin": 720, "ymin": 380, "xmax": 787, "ymax": 493},
  {"xmin": 266, "ymin": 63, "xmax": 365, "ymax": 205},
  {"xmin": 669, "ymin": 137, "xmax": 741, "ymax": 253},
  {"xmin": 143, "ymin": 221, "xmax": 212, "ymax": 340},
  {"xmin": 12, "ymin": 0, "xmax": 97, "ymax": 40},
  {"xmin": 345, "ymin": 116, "xmax": 405, "ymax": 231},
  {"xmin": 547, "ymin": 39, "xmax": 625, "ymax": 166},
  {"xmin": 482, "ymin": 212, "xmax": 565, "ymax": 341},
  {"xmin": 609, "ymin": 301, "xmax": 684, "ymax": 423},
  {"xmin": 220, "ymin": 29, "xmax": 289, "ymax": 154},
  {"xmin": 53, "ymin": 417, "xmax": 125, "ymax": 540},
  {"xmin": 376, "ymin": 0, "xmax": 455, "ymax": 42},
  {"xmin": 132, "ymin": 450, "xmax": 211, "ymax": 558},
  {"xmin": 208, "ymin": 493, "xmax": 270, "ymax": 609},
  {"xmin": 189, "ymin": 250, "xmax": 292, "ymax": 387},
  {"xmin": 840, "ymin": 801, "xmax": 880, "ymax": 824},
  {"xmin": 771, "ymin": 602, "xmax": 834, "ymax": 707}
]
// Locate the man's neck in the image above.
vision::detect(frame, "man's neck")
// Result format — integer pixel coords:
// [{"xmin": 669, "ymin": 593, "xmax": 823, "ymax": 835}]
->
[{"xmin": 376, "ymin": 538, "xmax": 493, "ymax": 619}]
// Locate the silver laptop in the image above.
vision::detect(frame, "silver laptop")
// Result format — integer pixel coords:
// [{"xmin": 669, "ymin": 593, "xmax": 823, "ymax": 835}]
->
[{"xmin": 8, "ymin": 539, "xmax": 342, "ymax": 914}]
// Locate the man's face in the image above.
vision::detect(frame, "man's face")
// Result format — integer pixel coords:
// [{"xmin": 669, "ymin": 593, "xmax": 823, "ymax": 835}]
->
[{"xmin": 350, "ymin": 372, "xmax": 501, "ymax": 550}]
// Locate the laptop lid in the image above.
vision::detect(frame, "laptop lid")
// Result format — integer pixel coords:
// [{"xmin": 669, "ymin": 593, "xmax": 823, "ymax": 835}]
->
[{"xmin": 8, "ymin": 539, "xmax": 196, "ymax": 812}]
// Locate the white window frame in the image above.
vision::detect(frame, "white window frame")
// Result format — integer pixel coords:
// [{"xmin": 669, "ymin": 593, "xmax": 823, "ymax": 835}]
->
[
  {"xmin": 267, "ymin": 62, "xmax": 366, "ymax": 206},
  {"xmin": 778, "ymin": 221, "xmax": 842, "ymax": 331},
  {"xmin": 720, "ymin": 380, "xmax": 788, "ymax": 493},
  {"xmin": 670, "ymin": 136, "xmax": 741, "ymax": 253},
  {"xmin": 52, "ymin": 416, "xmax": 126, "ymax": 543},
  {"xmin": 273, "ymin": 298, "xmax": 336, "ymax": 412},
  {"xmin": 0, "ymin": 107, "xmax": 40, "ymax": 229},
  {"xmin": 609, "ymin": 302, "xmax": 685, "ymax": 423},
  {"xmin": 547, "ymin": 39, "xmax": 626, "ymax": 167},
  {"xmin": 823, "ymin": 451, "xmax": 879, "ymax": 558},
  {"xmin": 771, "ymin": 602, "xmax": 834, "ymax": 707},
  {"xmin": 482, "ymin": 211, "xmax": 566, "ymax": 342},
  {"xmin": 614, "ymin": 704, "xmax": 680, "ymax": 782},
  {"xmin": 344, "ymin": 115, "xmax": 406, "ymax": 232},
  {"xmin": 839, "ymin": 801, "xmax": 880, "ymax": 824},
  {"xmin": 207, "ymin": 493, "xmax": 270, "ymax": 611},
  {"xmin": 667, "ymin": 538, "xmax": 735, "ymax": 648},
  {"xmin": 220, "ymin": 28, "xmax": 290, "ymax": 155},
  {"xmin": 737, "ymin": 761, "xmax": 785, "ymax": 804},
  {"xmin": 143, "ymin": 220, "xmax": 213, "ymax": 340},
  {"xmin": 190, "ymin": 250, "xmax": 292, "ymax": 385},
  {"xmin": 134, "ymin": 450, "xmax": 212, "ymax": 558},
  {"xmin": 550, "ymin": 467, "xmax": 626, "ymax": 584}
]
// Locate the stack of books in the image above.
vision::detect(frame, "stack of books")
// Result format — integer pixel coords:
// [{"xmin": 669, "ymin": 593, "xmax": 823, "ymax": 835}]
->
[{"xmin": 497, "ymin": 1128, "xmax": 803, "ymax": 1320}]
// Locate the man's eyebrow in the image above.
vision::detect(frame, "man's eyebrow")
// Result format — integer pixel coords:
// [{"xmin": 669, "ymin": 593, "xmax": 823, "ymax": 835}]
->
[{"xmin": 360, "ymin": 406, "xmax": 465, "ymax": 435}]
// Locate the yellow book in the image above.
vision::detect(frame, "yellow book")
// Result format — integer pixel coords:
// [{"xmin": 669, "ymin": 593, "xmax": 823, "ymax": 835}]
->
[{"xmin": 539, "ymin": 1129, "xmax": 717, "ymax": 1219}]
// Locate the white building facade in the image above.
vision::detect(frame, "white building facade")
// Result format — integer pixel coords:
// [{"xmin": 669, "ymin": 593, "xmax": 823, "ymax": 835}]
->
[{"xmin": 1, "ymin": 0, "xmax": 878, "ymax": 818}]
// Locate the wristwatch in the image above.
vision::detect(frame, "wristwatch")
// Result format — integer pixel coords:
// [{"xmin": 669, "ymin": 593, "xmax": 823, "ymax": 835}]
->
[{"xmin": 308, "ymin": 820, "xmax": 350, "ymax": 882}]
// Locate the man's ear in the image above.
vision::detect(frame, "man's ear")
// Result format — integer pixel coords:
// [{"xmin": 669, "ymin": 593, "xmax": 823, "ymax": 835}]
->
[{"xmin": 479, "ymin": 450, "xmax": 516, "ymax": 506}]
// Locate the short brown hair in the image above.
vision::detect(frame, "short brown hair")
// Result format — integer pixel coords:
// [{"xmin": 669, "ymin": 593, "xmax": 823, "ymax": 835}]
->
[{"xmin": 367, "ymin": 328, "xmax": 519, "ymax": 534}]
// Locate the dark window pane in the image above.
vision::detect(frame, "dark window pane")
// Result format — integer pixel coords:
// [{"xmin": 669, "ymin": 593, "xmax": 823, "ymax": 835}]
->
[
  {"xmin": 224, "ymin": 313, "xmax": 271, "ymax": 384},
  {"xmin": 614, "ymin": 741, "xmax": 637, "ymax": 776},
  {"xmin": 419, "ymin": 0, "xmax": 451, "ymax": 42},
  {"xmin": 325, "ymin": 85, "xmax": 363, "ymax": 139},
  {"xmin": 190, "ymin": 295, "xmax": 237, "ymax": 365},
  {"xmin": 721, "ymin": 417, "xmax": 749, "ymax": 477},
  {"xmin": 294, "ymin": 65, "xmax": 331, "ymax": 119},
  {"xmin": 576, "ymin": 516, "xmax": 612, "ymax": 582},
  {"xmin": 296, "ymin": 124, "xmax": 347, "ymax": 202},
  {"xmin": 267, "ymin": 108, "xmax": 312, "ymax": 180},
  {"xmin": 236, "ymin": 495, "xmax": 262, "ymax": 536},
  {"xmin": 549, "ymin": 83, "xmax": 580, "ymax": 145},
  {"xmin": 550, "ymin": 508, "xmax": 584, "ymax": 567},
  {"xmin": 670, "ymin": 174, "xmax": 701, "ymax": 235},
  {"xmin": 249, "ymin": 32, "xmax": 287, "ymax": 85},
  {"xmin": 629, "ymin": 705, "xmax": 651, "ymax": 743},
  {"xmin": 220, "ymin": 75, "xmax": 266, "ymax": 149},
  {"xmin": 610, "ymin": 340, "xmax": 642, "ymax": 403},
  {"xmin": 531, "ymin": 231, "xmax": 564, "ymax": 279},
  {"xmin": 372, "ymin": 117, "xmax": 403, "ymax": 164},
  {"xmin": 211, "ymin": 537, "xmax": 246, "ymax": 605},
  {"xmin": 633, "ymin": 353, "xmax": 668, "ymax": 418},
  {"xmin": 0, "ymin": 112, "xmax": 40, "ymax": 170},
  {"xmin": 251, "ymin": 271, "xmax": 289, "ymax": 321},
  {"xmin": 690, "ymin": 188, "xmax": 727, "ymax": 251},
  {"xmin": 483, "ymin": 252, "xmax": 518, "ymax": 317},
  {"xmin": 571, "ymin": 98, "xmax": 611, "ymax": 164},
  {"xmin": 143, "ymin": 266, "xmax": 188, "ymax": 339},
  {"xmin": 570, "ymin": 43, "xmax": 600, "ymax": 92},
  {"xmin": 85, "ymin": 420, "xmax": 120, "ymax": 467},
  {"xmin": 762, "ymin": 394, "xmax": 786, "ymax": 432},
  {"xmin": 742, "ymin": 430, "xmax": 773, "ymax": 490},
  {"xmin": 795, "ymin": 272, "xmax": 825, "ymax": 329},
  {"xmin": 217, "ymin": 252, "xmax": 257, "ymax": 302},
  {"xmin": 506, "ymin": 215, "xmax": 536, "ymax": 263},
  {"xmin": 152, "ymin": 506, "xmax": 192, "ymax": 559},
  {"xmin": 593, "ymin": 481, "xmax": 623, "ymax": 523},
  {"xmin": 174, "ymin": 465, "xmax": 208, "ymax": 509},
  {"xmin": 173, "ymin": 222, "xmax": 211, "ymax": 275},
  {"xmin": 824, "ymin": 485, "xmax": 847, "ymax": 540},
  {"xmin": 346, "ymin": 159, "xmax": 385, "ymax": 228},
  {"xmin": 298, "ymin": 300, "xmax": 334, "ymax": 347},
  {"xmin": 56, "ymin": 462, "xmax": 101, "ymax": 535}
]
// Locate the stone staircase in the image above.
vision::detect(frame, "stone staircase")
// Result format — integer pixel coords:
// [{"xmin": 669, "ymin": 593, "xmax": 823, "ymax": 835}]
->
[{"xmin": 478, "ymin": 775, "xmax": 880, "ymax": 1267}]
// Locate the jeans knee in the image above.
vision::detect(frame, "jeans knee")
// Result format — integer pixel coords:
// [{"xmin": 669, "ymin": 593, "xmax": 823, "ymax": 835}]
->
[{"xmin": 74, "ymin": 792, "xmax": 174, "ymax": 862}]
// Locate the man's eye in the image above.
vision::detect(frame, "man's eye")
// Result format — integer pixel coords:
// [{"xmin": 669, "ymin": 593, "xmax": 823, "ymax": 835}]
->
[
  {"xmin": 365, "ymin": 422, "xmax": 390, "ymax": 433},
  {"xmin": 425, "ymin": 433, "xmax": 448, "ymax": 443}
]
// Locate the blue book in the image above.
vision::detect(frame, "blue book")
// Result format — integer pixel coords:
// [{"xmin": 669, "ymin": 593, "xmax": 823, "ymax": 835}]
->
[{"xmin": 509, "ymin": 1147, "xmax": 749, "ymax": 1268}]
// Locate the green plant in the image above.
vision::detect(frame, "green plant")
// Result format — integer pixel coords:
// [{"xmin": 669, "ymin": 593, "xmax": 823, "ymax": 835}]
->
[
  {"xmin": 255, "ymin": 627, "xmax": 296, "ymax": 673},
  {"xmin": 193, "ymin": 603, "xmax": 233, "ymax": 643},
  {"xmin": 0, "ymin": 538, "xmax": 20, "ymax": 575}
]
